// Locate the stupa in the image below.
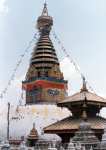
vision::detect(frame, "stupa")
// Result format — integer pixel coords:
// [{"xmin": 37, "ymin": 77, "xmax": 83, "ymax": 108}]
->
[
  {"xmin": 22, "ymin": 2, "xmax": 67, "ymax": 105},
  {"xmin": 27, "ymin": 123, "xmax": 39, "ymax": 147}
]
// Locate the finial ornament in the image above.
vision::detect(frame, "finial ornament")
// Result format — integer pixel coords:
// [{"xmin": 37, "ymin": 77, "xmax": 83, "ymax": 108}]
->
[
  {"xmin": 81, "ymin": 76, "xmax": 88, "ymax": 92},
  {"xmin": 42, "ymin": 0, "xmax": 48, "ymax": 16},
  {"xmin": 37, "ymin": 1, "xmax": 53, "ymax": 34},
  {"xmin": 44, "ymin": 0, "xmax": 47, "ymax": 5},
  {"xmin": 33, "ymin": 123, "xmax": 35, "ymax": 129}
]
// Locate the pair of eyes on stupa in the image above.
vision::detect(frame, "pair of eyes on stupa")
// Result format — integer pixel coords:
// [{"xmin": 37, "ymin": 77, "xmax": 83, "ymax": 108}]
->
[{"xmin": 47, "ymin": 89, "xmax": 60, "ymax": 96}]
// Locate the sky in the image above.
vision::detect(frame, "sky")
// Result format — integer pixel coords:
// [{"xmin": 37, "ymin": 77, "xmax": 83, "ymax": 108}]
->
[{"xmin": 0, "ymin": 0, "xmax": 106, "ymax": 108}]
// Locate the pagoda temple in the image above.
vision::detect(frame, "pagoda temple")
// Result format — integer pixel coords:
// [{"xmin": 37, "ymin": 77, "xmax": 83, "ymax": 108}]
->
[
  {"xmin": 22, "ymin": 2, "xmax": 67, "ymax": 105},
  {"xmin": 44, "ymin": 77, "xmax": 106, "ymax": 143}
]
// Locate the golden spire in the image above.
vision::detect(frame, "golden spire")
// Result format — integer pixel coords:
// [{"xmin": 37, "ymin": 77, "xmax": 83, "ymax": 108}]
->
[
  {"xmin": 81, "ymin": 76, "xmax": 88, "ymax": 92},
  {"xmin": 37, "ymin": 1, "xmax": 53, "ymax": 33},
  {"xmin": 42, "ymin": 0, "xmax": 48, "ymax": 16}
]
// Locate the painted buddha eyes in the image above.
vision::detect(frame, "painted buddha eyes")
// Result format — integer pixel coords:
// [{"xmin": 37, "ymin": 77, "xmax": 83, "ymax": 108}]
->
[{"xmin": 47, "ymin": 89, "xmax": 59, "ymax": 96}]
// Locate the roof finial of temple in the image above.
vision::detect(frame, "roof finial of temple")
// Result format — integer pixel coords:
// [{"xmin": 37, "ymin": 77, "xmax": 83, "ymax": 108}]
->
[
  {"xmin": 37, "ymin": 1, "xmax": 53, "ymax": 34},
  {"xmin": 81, "ymin": 76, "xmax": 88, "ymax": 92},
  {"xmin": 42, "ymin": 0, "xmax": 48, "ymax": 16},
  {"xmin": 33, "ymin": 122, "xmax": 35, "ymax": 129}
]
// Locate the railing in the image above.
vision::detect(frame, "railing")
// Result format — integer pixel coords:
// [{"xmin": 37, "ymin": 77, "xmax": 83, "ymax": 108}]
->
[
  {"xmin": 33, "ymin": 142, "xmax": 100, "ymax": 150},
  {"xmin": 0, "ymin": 141, "xmax": 104, "ymax": 150}
]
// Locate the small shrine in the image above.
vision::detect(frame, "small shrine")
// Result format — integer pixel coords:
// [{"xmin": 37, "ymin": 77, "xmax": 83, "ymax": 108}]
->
[{"xmin": 27, "ymin": 123, "xmax": 39, "ymax": 147}]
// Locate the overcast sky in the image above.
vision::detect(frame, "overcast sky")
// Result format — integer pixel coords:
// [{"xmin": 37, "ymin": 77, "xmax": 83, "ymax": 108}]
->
[{"xmin": 0, "ymin": 0, "xmax": 106, "ymax": 106}]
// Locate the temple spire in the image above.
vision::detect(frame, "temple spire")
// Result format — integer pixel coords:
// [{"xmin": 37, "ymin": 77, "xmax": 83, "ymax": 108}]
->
[
  {"xmin": 37, "ymin": 1, "xmax": 53, "ymax": 34},
  {"xmin": 42, "ymin": 0, "xmax": 48, "ymax": 16},
  {"xmin": 22, "ymin": 1, "xmax": 67, "ymax": 104},
  {"xmin": 33, "ymin": 123, "xmax": 35, "ymax": 129},
  {"xmin": 81, "ymin": 76, "xmax": 88, "ymax": 92}
]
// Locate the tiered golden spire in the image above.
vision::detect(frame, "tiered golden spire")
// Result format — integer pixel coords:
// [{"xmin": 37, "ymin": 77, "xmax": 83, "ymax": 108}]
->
[
  {"xmin": 27, "ymin": 123, "xmax": 38, "ymax": 140},
  {"xmin": 30, "ymin": 2, "xmax": 59, "ymax": 70},
  {"xmin": 23, "ymin": 2, "xmax": 67, "ymax": 104}
]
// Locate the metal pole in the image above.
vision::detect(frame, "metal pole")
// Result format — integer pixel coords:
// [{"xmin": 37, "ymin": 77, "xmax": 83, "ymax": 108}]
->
[{"xmin": 7, "ymin": 102, "xmax": 10, "ymax": 141}]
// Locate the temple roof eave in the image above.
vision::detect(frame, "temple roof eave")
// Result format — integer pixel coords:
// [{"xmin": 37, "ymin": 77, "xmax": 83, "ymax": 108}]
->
[
  {"xmin": 44, "ymin": 116, "xmax": 106, "ymax": 134},
  {"xmin": 57, "ymin": 91, "xmax": 106, "ymax": 107},
  {"xmin": 44, "ymin": 129, "xmax": 104, "ymax": 134},
  {"xmin": 58, "ymin": 100, "xmax": 106, "ymax": 108}
]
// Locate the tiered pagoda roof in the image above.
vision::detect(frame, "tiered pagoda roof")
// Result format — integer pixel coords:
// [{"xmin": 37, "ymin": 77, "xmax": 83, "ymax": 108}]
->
[
  {"xmin": 57, "ymin": 77, "xmax": 106, "ymax": 118},
  {"xmin": 44, "ymin": 116, "xmax": 106, "ymax": 133},
  {"xmin": 58, "ymin": 77, "xmax": 106, "ymax": 108},
  {"xmin": 44, "ymin": 78, "xmax": 106, "ymax": 141}
]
